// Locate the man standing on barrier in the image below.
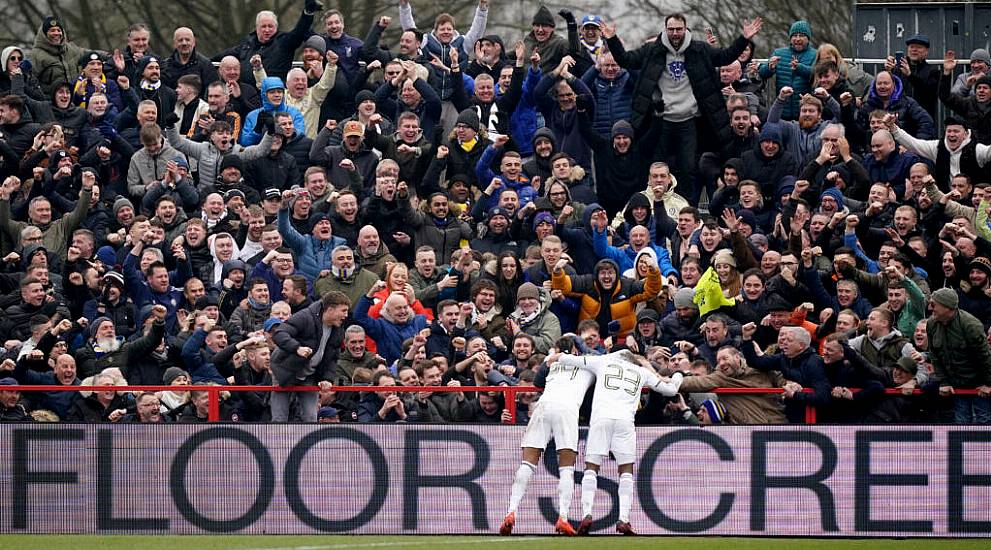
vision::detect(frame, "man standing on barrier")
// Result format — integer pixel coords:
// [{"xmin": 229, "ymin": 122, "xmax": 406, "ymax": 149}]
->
[{"xmin": 270, "ymin": 291, "xmax": 350, "ymax": 422}]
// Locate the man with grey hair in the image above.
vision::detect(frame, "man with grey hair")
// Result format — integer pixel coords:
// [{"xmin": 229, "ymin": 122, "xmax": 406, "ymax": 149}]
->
[
  {"xmin": 213, "ymin": 1, "xmax": 324, "ymax": 83},
  {"xmin": 314, "ymin": 244, "xmax": 379, "ymax": 306},
  {"xmin": 740, "ymin": 322, "xmax": 832, "ymax": 423},
  {"xmin": 797, "ymin": 122, "xmax": 871, "ymax": 193}
]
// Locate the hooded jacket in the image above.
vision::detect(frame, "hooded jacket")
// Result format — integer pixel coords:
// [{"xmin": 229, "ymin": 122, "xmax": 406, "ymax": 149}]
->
[
  {"xmin": 857, "ymin": 74, "xmax": 935, "ymax": 139},
  {"xmin": 553, "ymin": 259, "xmax": 663, "ymax": 337},
  {"xmin": 240, "ymin": 77, "xmax": 306, "ymax": 146},
  {"xmin": 611, "ymin": 172, "xmax": 689, "ymax": 228},
  {"xmin": 30, "ymin": 23, "xmax": 85, "ymax": 95},
  {"xmin": 741, "ymin": 127, "xmax": 800, "ymax": 200},
  {"xmin": 165, "ymin": 124, "xmax": 272, "ymax": 186},
  {"xmin": 0, "ymin": 47, "xmax": 45, "ymax": 100},
  {"xmin": 507, "ymin": 287, "xmax": 562, "ymax": 354},
  {"xmin": 605, "ymin": 30, "xmax": 748, "ymax": 146},
  {"xmin": 591, "ymin": 225, "xmax": 678, "ymax": 279},
  {"xmin": 522, "ymin": 127, "xmax": 556, "ymax": 183},
  {"xmin": 758, "ymin": 38, "xmax": 817, "ymax": 120}
]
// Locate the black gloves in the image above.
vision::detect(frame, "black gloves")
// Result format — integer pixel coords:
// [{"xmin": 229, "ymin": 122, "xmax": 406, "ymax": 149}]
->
[
  {"xmin": 558, "ymin": 10, "xmax": 575, "ymax": 24},
  {"xmin": 304, "ymin": 0, "xmax": 324, "ymax": 14},
  {"xmin": 255, "ymin": 110, "xmax": 273, "ymax": 135},
  {"xmin": 163, "ymin": 112, "xmax": 180, "ymax": 126}
]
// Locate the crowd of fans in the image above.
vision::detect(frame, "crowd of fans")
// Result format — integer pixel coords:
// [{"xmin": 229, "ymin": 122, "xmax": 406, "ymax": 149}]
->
[{"xmin": 0, "ymin": 0, "xmax": 990, "ymax": 426}]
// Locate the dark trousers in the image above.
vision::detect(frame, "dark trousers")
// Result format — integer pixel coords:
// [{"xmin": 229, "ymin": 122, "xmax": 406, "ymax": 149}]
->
[{"xmin": 658, "ymin": 118, "xmax": 699, "ymax": 204}]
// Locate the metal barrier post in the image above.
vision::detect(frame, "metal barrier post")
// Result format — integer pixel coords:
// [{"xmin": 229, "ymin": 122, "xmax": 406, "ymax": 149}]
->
[
  {"xmin": 505, "ymin": 387, "xmax": 517, "ymax": 423},
  {"xmin": 208, "ymin": 388, "xmax": 220, "ymax": 422}
]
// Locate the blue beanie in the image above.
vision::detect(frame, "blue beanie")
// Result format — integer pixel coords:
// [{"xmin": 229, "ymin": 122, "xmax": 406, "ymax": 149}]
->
[
  {"xmin": 820, "ymin": 187, "xmax": 845, "ymax": 210},
  {"xmin": 96, "ymin": 245, "xmax": 117, "ymax": 267},
  {"xmin": 533, "ymin": 211, "xmax": 556, "ymax": 231},
  {"xmin": 758, "ymin": 123, "xmax": 782, "ymax": 146},
  {"xmin": 789, "ymin": 20, "xmax": 812, "ymax": 41}
]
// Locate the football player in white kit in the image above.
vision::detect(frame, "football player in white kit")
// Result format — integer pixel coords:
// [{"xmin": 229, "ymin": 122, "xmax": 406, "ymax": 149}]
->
[
  {"xmin": 555, "ymin": 349, "xmax": 683, "ymax": 535},
  {"xmin": 500, "ymin": 336, "xmax": 594, "ymax": 536}
]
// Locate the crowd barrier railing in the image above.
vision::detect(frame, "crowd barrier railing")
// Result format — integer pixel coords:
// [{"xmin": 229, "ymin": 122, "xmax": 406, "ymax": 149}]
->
[{"xmin": 3, "ymin": 384, "xmax": 985, "ymax": 423}]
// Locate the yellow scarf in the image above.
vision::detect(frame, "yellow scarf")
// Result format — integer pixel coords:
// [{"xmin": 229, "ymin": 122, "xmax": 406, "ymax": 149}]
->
[{"xmin": 460, "ymin": 137, "xmax": 478, "ymax": 152}]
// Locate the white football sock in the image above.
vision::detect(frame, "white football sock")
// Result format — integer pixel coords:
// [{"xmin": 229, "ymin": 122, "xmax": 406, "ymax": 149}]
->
[
  {"xmin": 507, "ymin": 462, "xmax": 536, "ymax": 514},
  {"xmin": 558, "ymin": 466, "xmax": 575, "ymax": 519},
  {"xmin": 618, "ymin": 472, "xmax": 634, "ymax": 523},
  {"xmin": 580, "ymin": 469, "xmax": 598, "ymax": 518}
]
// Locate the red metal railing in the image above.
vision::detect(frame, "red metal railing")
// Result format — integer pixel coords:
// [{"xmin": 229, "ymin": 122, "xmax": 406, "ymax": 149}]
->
[{"xmin": 2, "ymin": 384, "xmax": 984, "ymax": 422}]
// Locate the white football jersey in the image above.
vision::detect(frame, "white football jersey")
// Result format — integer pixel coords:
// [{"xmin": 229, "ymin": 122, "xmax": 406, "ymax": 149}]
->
[
  {"xmin": 559, "ymin": 352, "xmax": 683, "ymax": 422},
  {"xmin": 539, "ymin": 360, "xmax": 595, "ymax": 412}
]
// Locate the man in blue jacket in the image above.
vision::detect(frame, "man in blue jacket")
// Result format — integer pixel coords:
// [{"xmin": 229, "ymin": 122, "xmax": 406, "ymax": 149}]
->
[
  {"xmin": 278, "ymin": 189, "xmax": 346, "ymax": 279},
  {"xmin": 241, "ymin": 77, "xmax": 305, "ymax": 145},
  {"xmin": 123, "ymin": 232, "xmax": 191, "ymax": 333}
]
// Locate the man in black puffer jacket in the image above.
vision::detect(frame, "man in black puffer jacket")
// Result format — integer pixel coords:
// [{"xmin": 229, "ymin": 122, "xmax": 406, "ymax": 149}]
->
[{"xmin": 604, "ymin": 15, "xmax": 762, "ymax": 203}]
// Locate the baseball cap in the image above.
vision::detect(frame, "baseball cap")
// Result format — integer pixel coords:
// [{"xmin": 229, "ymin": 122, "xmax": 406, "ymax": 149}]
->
[
  {"xmin": 343, "ymin": 120, "xmax": 364, "ymax": 138},
  {"xmin": 263, "ymin": 317, "xmax": 284, "ymax": 332},
  {"xmin": 581, "ymin": 15, "xmax": 603, "ymax": 28}
]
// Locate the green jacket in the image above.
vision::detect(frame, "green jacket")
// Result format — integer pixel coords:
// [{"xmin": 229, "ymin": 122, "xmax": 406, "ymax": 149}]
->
[
  {"xmin": 927, "ymin": 309, "xmax": 991, "ymax": 388},
  {"xmin": 888, "ymin": 276, "xmax": 927, "ymax": 337},
  {"xmin": 313, "ymin": 267, "xmax": 379, "ymax": 309},
  {"xmin": 30, "ymin": 27, "xmax": 84, "ymax": 95},
  {"xmin": 0, "ymin": 189, "xmax": 91, "ymax": 258}
]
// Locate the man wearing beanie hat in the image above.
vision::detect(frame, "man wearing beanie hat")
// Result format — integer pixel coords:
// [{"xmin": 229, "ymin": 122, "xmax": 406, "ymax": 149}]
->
[
  {"xmin": 655, "ymin": 287, "xmax": 704, "ymax": 348},
  {"xmin": 132, "ymin": 55, "xmax": 177, "ymax": 128},
  {"xmin": 926, "ymin": 285, "xmax": 991, "ymax": 423},
  {"xmin": 939, "ymin": 53, "xmax": 991, "ymax": 143},
  {"xmin": 82, "ymin": 270, "xmax": 136, "ymax": 338},
  {"xmin": 73, "ymin": 304, "xmax": 167, "ymax": 379},
  {"xmin": 445, "ymin": 108, "xmax": 492, "ymax": 190},
  {"xmin": 519, "ymin": 5, "xmax": 568, "ymax": 73},
  {"xmin": 33, "ymin": 15, "xmax": 85, "ymax": 95},
  {"xmin": 950, "ymin": 48, "xmax": 991, "ymax": 97},
  {"xmin": 467, "ymin": 35, "xmax": 507, "ymax": 79},
  {"xmin": 741, "ymin": 123, "xmax": 798, "ymax": 194},
  {"xmin": 759, "ymin": 20, "xmax": 816, "ymax": 120},
  {"xmin": 509, "ymin": 282, "xmax": 560, "ymax": 354},
  {"xmin": 278, "ymin": 191, "xmax": 347, "ymax": 279}
]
